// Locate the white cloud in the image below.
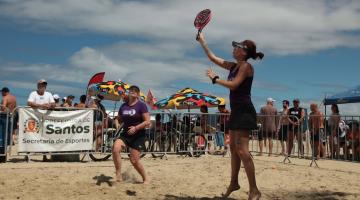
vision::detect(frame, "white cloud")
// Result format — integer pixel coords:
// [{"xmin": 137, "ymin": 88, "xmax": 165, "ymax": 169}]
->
[
  {"xmin": 1, "ymin": 0, "xmax": 360, "ymax": 112},
  {"xmin": 69, "ymin": 43, "xmax": 210, "ymax": 96},
  {"xmin": 0, "ymin": 0, "xmax": 359, "ymax": 55}
]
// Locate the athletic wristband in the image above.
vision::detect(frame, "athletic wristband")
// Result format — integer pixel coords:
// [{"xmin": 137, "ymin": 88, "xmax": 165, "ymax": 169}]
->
[{"xmin": 212, "ymin": 76, "xmax": 219, "ymax": 84}]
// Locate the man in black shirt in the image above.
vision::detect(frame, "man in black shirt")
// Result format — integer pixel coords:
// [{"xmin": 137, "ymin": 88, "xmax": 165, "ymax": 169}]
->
[{"xmin": 287, "ymin": 98, "xmax": 305, "ymax": 157}]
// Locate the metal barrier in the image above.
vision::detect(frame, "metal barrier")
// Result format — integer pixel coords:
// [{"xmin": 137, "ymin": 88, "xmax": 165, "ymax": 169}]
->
[
  {"xmin": 324, "ymin": 115, "xmax": 360, "ymax": 162},
  {"xmin": 251, "ymin": 113, "xmax": 360, "ymax": 167},
  {"xmin": 4, "ymin": 106, "xmax": 359, "ymax": 165},
  {"xmin": 8, "ymin": 106, "xmax": 105, "ymax": 161},
  {"xmin": 0, "ymin": 106, "xmax": 10, "ymax": 162},
  {"xmin": 90, "ymin": 111, "xmax": 228, "ymax": 160},
  {"xmin": 103, "ymin": 112, "xmax": 359, "ymax": 165}
]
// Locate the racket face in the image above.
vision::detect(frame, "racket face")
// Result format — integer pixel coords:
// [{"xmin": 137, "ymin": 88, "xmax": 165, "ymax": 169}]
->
[{"xmin": 194, "ymin": 9, "xmax": 211, "ymax": 30}]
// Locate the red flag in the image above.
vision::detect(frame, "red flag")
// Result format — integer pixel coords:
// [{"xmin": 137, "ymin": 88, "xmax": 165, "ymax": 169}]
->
[
  {"xmin": 146, "ymin": 89, "xmax": 157, "ymax": 110},
  {"xmin": 87, "ymin": 72, "xmax": 105, "ymax": 87}
]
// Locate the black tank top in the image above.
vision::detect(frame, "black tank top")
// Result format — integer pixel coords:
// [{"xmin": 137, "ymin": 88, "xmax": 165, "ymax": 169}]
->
[
  {"xmin": 289, "ymin": 107, "xmax": 303, "ymax": 123},
  {"xmin": 227, "ymin": 64, "xmax": 253, "ymax": 106}
]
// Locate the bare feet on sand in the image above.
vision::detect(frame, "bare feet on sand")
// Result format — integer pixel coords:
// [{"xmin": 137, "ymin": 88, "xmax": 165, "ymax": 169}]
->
[
  {"xmin": 248, "ymin": 190, "xmax": 261, "ymax": 200},
  {"xmin": 143, "ymin": 178, "xmax": 150, "ymax": 184},
  {"xmin": 222, "ymin": 183, "xmax": 240, "ymax": 198},
  {"xmin": 115, "ymin": 172, "xmax": 122, "ymax": 182}
]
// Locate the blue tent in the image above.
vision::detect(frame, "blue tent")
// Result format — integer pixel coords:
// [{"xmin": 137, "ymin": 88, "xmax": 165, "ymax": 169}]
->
[{"xmin": 323, "ymin": 85, "xmax": 360, "ymax": 105}]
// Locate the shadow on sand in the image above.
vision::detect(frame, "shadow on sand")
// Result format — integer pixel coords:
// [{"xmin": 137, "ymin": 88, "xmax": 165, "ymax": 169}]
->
[
  {"xmin": 266, "ymin": 190, "xmax": 355, "ymax": 200},
  {"xmin": 164, "ymin": 195, "xmax": 237, "ymax": 200},
  {"xmin": 92, "ymin": 174, "xmax": 113, "ymax": 187}
]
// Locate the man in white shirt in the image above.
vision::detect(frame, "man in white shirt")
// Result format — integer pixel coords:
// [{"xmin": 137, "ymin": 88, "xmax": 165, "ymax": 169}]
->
[
  {"xmin": 27, "ymin": 79, "xmax": 55, "ymax": 109},
  {"xmin": 26, "ymin": 79, "xmax": 55, "ymax": 161}
]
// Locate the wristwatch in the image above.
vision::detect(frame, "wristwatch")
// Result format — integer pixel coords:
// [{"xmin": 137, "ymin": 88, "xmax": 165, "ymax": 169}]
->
[{"xmin": 212, "ymin": 76, "xmax": 219, "ymax": 84}]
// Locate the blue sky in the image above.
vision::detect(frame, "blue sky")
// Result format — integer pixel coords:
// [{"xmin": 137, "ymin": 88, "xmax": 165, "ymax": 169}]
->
[{"xmin": 0, "ymin": 0, "xmax": 359, "ymax": 114}]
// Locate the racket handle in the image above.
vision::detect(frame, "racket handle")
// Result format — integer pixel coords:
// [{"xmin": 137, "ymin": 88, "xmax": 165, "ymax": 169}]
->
[{"xmin": 196, "ymin": 29, "xmax": 202, "ymax": 41}]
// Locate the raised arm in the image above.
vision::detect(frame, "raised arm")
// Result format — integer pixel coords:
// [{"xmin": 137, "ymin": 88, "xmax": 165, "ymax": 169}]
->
[
  {"xmin": 207, "ymin": 62, "xmax": 251, "ymax": 90},
  {"xmin": 197, "ymin": 32, "xmax": 235, "ymax": 70}
]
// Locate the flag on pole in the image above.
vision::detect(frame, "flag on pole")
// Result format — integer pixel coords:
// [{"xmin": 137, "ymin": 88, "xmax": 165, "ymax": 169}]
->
[
  {"xmin": 86, "ymin": 72, "xmax": 105, "ymax": 107},
  {"xmin": 146, "ymin": 89, "xmax": 157, "ymax": 110},
  {"xmin": 87, "ymin": 72, "xmax": 105, "ymax": 87}
]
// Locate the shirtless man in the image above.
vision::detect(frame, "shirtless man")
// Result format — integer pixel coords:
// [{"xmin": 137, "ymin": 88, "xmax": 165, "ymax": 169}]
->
[
  {"xmin": 309, "ymin": 103, "xmax": 325, "ymax": 159},
  {"xmin": 1, "ymin": 87, "xmax": 17, "ymax": 113},
  {"xmin": 259, "ymin": 98, "xmax": 277, "ymax": 156},
  {"xmin": 1, "ymin": 87, "xmax": 17, "ymax": 144}
]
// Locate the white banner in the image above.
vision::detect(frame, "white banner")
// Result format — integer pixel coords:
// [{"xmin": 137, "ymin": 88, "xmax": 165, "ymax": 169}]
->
[{"xmin": 18, "ymin": 108, "xmax": 94, "ymax": 152}]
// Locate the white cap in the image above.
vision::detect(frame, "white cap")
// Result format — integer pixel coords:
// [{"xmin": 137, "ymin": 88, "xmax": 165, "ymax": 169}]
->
[
  {"xmin": 63, "ymin": 97, "xmax": 67, "ymax": 100},
  {"xmin": 37, "ymin": 79, "xmax": 47, "ymax": 84},
  {"xmin": 267, "ymin": 97, "xmax": 276, "ymax": 102},
  {"xmin": 53, "ymin": 94, "xmax": 60, "ymax": 99}
]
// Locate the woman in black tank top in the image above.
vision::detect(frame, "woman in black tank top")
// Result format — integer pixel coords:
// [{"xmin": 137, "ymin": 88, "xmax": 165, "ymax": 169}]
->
[{"xmin": 197, "ymin": 32, "xmax": 263, "ymax": 200}]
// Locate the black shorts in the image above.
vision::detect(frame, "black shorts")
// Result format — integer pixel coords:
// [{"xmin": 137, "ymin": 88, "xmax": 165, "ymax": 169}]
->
[
  {"xmin": 229, "ymin": 102, "xmax": 257, "ymax": 131},
  {"xmin": 278, "ymin": 125, "xmax": 289, "ymax": 141},
  {"xmin": 258, "ymin": 131, "xmax": 275, "ymax": 141},
  {"xmin": 289, "ymin": 125, "xmax": 301, "ymax": 134},
  {"xmin": 117, "ymin": 130, "xmax": 146, "ymax": 151},
  {"xmin": 310, "ymin": 129, "xmax": 325, "ymax": 142},
  {"xmin": 310, "ymin": 133, "xmax": 321, "ymax": 142}
]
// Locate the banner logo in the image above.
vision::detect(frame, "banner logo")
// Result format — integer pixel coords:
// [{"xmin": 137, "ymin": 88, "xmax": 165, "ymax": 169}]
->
[{"xmin": 23, "ymin": 118, "xmax": 40, "ymax": 134}]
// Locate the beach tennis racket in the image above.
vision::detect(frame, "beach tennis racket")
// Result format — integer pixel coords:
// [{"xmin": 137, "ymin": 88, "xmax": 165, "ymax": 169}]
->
[{"xmin": 194, "ymin": 9, "xmax": 211, "ymax": 40}]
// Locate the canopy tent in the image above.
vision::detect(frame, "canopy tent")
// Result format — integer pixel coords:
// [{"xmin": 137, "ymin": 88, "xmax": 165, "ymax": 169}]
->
[{"xmin": 323, "ymin": 85, "xmax": 360, "ymax": 105}]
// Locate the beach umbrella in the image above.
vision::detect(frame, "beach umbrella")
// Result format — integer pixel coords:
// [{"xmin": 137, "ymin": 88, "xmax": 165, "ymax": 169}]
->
[
  {"xmin": 87, "ymin": 80, "xmax": 146, "ymax": 101},
  {"xmin": 154, "ymin": 87, "xmax": 225, "ymax": 110}
]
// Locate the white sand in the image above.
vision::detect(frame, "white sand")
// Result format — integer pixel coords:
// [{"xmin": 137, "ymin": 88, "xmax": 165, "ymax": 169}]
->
[{"xmin": 0, "ymin": 154, "xmax": 359, "ymax": 200}]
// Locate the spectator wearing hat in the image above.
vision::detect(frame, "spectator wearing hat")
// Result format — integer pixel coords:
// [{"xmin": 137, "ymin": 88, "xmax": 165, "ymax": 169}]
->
[
  {"xmin": 259, "ymin": 97, "xmax": 278, "ymax": 156},
  {"xmin": 63, "ymin": 95, "xmax": 75, "ymax": 107},
  {"xmin": 27, "ymin": 79, "xmax": 55, "ymax": 161},
  {"xmin": 27, "ymin": 79, "xmax": 55, "ymax": 110},
  {"xmin": 53, "ymin": 94, "xmax": 61, "ymax": 107},
  {"xmin": 287, "ymin": 98, "xmax": 305, "ymax": 157}
]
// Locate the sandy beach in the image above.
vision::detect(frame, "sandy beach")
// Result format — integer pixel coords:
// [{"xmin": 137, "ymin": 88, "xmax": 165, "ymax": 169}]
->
[{"xmin": 0, "ymin": 153, "xmax": 359, "ymax": 200}]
